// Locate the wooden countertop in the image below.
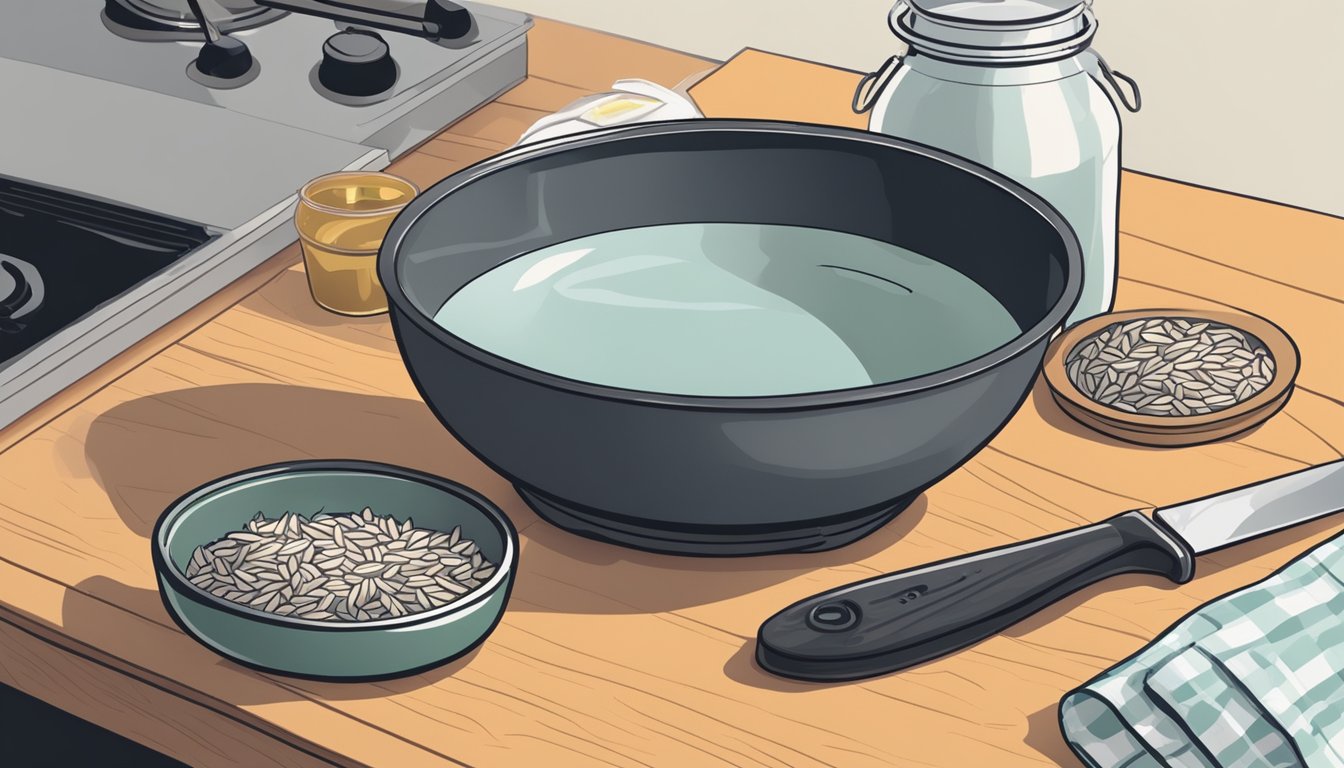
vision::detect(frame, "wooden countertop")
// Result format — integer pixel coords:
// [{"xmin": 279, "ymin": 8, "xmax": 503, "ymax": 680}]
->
[{"xmin": 3, "ymin": 21, "xmax": 1343, "ymax": 768}]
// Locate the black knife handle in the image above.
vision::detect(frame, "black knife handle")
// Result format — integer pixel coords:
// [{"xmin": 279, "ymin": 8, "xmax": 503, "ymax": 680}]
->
[{"xmin": 756, "ymin": 511, "xmax": 1195, "ymax": 682}]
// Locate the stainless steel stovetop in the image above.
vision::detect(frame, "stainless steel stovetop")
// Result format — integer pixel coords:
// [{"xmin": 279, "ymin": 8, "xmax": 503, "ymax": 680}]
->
[
  {"xmin": 5, "ymin": 1, "xmax": 531, "ymax": 156},
  {"xmin": 0, "ymin": 1, "xmax": 531, "ymax": 429}
]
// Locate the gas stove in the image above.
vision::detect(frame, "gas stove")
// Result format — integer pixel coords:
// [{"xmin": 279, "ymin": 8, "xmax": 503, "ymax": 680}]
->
[
  {"xmin": 5, "ymin": 0, "xmax": 531, "ymax": 158},
  {"xmin": 0, "ymin": 1, "xmax": 530, "ymax": 428}
]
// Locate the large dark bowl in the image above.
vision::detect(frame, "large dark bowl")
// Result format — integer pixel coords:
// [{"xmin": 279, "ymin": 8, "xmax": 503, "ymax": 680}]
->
[{"xmin": 380, "ymin": 120, "xmax": 1081, "ymax": 556}]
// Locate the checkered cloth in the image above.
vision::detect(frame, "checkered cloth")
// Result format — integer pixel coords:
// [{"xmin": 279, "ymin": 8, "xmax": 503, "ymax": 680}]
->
[{"xmin": 1060, "ymin": 533, "xmax": 1344, "ymax": 767}]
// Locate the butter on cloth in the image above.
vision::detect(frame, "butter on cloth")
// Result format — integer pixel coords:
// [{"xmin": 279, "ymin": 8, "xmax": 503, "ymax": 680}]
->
[
  {"xmin": 1061, "ymin": 533, "xmax": 1344, "ymax": 767},
  {"xmin": 514, "ymin": 79, "xmax": 703, "ymax": 146}
]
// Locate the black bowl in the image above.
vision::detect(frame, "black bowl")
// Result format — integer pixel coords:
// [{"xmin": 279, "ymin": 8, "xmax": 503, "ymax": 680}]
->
[{"xmin": 380, "ymin": 120, "xmax": 1082, "ymax": 556}]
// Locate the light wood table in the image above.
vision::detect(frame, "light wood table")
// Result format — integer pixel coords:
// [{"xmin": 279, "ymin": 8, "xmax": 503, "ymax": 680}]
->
[{"xmin": 2, "ymin": 22, "xmax": 1343, "ymax": 768}]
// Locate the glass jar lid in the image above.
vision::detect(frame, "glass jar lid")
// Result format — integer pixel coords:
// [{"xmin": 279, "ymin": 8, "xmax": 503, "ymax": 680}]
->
[{"xmin": 892, "ymin": 0, "xmax": 1098, "ymax": 64}]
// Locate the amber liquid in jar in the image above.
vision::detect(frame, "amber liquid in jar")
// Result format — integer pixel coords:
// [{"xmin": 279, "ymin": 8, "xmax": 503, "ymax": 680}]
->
[{"xmin": 295, "ymin": 172, "xmax": 419, "ymax": 316}]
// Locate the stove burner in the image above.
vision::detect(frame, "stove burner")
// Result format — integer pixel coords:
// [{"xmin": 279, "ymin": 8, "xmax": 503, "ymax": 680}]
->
[
  {"xmin": 0, "ymin": 176, "xmax": 213, "ymax": 365},
  {"xmin": 0, "ymin": 256, "xmax": 44, "ymax": 335},
  {"xmin": 103, "ymin": 0, "xmax": 287, "ymax": 41}
]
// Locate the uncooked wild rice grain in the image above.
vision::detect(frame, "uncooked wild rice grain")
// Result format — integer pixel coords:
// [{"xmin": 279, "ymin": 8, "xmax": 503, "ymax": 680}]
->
[
  {"xmin": 1064, "ymin": 316, "xmax": 1275, "ymax": 417},
  {"xmin": 184, "ymin": 508, "xmax": 497, "ymax": 622}
]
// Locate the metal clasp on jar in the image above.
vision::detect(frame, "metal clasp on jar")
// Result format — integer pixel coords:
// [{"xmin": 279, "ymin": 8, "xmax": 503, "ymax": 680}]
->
[
  {"xmin": 1083, "ymin": 50, "xmax": 1142, "ymax": 112},
  {"xmin": 852, "ymin": 54, "xmax": 905, "ymax": 114}
]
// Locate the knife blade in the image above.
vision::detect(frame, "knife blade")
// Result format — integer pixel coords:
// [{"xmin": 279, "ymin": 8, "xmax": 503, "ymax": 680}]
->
[
  {"xmin": 1155, "ymin": 461, "xmax": 1344, "ymax": 554},
  {"xmin": 757, "ymin": 460, "xmax": 1344, "ymax": 682}
]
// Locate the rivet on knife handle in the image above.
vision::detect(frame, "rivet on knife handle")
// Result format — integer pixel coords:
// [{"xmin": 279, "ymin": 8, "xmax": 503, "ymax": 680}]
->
[{"xmin": 756, "ymin": 511, "xmax": 1195, "ymax": 682}]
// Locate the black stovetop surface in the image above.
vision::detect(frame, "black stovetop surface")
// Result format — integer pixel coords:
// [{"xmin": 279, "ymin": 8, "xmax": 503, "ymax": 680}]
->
[{"xmin": 0, "ymin": 176, "xmax": 214, "ymax": 365}]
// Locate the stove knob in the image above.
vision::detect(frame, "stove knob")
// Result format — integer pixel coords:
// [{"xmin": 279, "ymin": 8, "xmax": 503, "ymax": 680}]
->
[
  {"xmin": 425, "ymin": 0, "xmax": 474, "ymax": 40},
  {"xmin": 319, "ymin": 30, "xmax": 397, "ymax": 97},
  {"xmin": 193, "ymin": 36, "xmax": 255, "ymax": 80}
]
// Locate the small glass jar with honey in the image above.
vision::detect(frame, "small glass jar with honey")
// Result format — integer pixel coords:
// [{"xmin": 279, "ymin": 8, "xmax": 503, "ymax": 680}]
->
[{"xmin": 295, "ymin": 171, "xmax": 419, "ymax": 316}]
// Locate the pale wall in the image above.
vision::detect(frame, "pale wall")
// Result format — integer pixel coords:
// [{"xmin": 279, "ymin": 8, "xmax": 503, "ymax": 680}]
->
[{"xmin": 491, "ymin": 0, "xmax": 1343, "ymax": 217}]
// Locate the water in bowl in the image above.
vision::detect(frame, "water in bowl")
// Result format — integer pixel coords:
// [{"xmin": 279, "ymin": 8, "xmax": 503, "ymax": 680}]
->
[{"xmin": 434, "ymin": 223, "xmax": 1019, "ymax": 396}]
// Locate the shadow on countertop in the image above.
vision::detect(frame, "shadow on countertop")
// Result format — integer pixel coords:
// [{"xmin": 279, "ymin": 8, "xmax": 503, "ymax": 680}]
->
[
  {"xmin": 507, "ymin": 495, "xmax": 927, "ymax": 614},
  {"xmin": 72, "ymin": 383, "xmax": 947, "ymax": 707},
  {"xmin": 81, "ymin": 382, "xmax": 527, "ymax": 540},
  {"xmin": 236, "ymin": 267, "xmax": 400, "ymax": 355},
  {"xmin": 74, "ymin": 383, "xmax": 536, "ymax": 700},
  {"xmin": 1024, "ymin": 703, "xmax": 1081, "ymax": 767},
  {"xmin": 82, "ymin": 382, "xmax": 934, "ymax": 616}
]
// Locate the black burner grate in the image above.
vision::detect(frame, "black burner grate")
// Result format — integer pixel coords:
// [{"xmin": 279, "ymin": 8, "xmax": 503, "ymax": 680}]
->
[{"xmin": 103, "ymin": 0, "xmax": 287, "ymax": 41}]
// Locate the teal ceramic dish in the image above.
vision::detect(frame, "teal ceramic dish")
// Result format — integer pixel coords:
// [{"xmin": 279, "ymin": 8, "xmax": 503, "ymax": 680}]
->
[{"xmin": 152, "ymin": 460, "xmax": 518, "ymax": 681}]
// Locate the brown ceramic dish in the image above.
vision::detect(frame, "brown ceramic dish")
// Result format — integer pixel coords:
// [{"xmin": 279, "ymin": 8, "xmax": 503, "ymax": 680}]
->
[{"xmin": 1043, "ymin": 308, "xmax": 1299, "ymax": 447}]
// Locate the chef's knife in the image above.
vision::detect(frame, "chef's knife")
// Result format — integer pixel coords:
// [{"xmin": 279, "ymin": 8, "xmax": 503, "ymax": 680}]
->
[{"xmin": 757, "ymin": 460, "xmax": 1344, "ymax": 681}]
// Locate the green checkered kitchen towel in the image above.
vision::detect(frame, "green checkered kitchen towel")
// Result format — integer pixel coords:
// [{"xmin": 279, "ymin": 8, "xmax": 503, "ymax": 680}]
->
[{"xmin": 1060, "ymin": 531, "xmax": 1344, "ymax": 768}]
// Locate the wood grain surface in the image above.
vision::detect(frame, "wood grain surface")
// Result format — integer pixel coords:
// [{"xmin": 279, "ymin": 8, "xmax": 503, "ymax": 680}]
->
[{"xmin": 2, "ymin": 26, "xmax": 1343, "ymax": 768}]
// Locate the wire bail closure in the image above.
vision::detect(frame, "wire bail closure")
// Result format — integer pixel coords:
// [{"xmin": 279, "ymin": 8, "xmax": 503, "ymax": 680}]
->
[
  {"xmin": 852, "ymin": 54, "xmax": 904, "ymax": 114},
  {"xmin": 1084, "ymin": 50, "xmax": 1142, "ymax": 112}
]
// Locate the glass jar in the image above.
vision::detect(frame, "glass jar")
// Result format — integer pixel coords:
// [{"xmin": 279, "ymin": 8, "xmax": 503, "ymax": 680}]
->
[
  {"xmin": 295, "ymin": 171, "xmax": 419, "ymax": 316},
  {"xmin": 855, "ymin": 0, "xmax": 1140, "ymax": 327}
]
